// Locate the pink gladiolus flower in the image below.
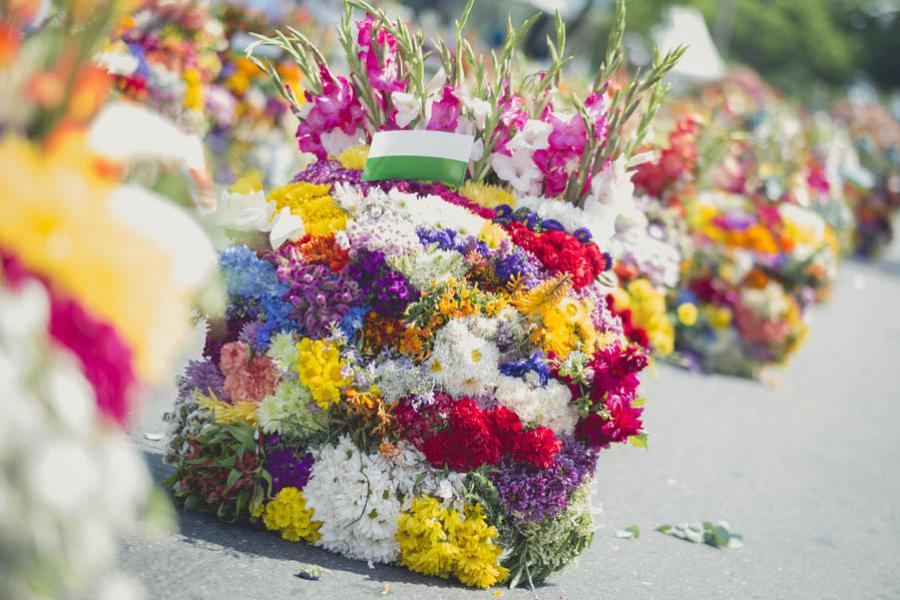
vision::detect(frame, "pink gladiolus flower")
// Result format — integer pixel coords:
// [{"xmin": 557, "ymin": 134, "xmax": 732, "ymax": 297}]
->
[
  {"xmin": 426, "ymin": 86, "xmax": 462, "ymax": 132},
  {"xmin": 356, "ymin": 15, "xmax": 406, "ymax": 99},
  {"xmin": 296, "ymin": 66, "xmax": 366, "ymax": 160}
]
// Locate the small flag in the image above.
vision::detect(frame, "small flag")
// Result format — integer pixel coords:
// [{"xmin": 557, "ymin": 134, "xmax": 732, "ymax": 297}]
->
[{"xmin": 362, "ymin": 130, "xmax": 473, "ymax": 187}]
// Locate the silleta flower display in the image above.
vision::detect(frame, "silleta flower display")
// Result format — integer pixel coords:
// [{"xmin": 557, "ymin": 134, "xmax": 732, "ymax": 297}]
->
[{"xmin": 167, "ymin": 0, "xmax": 682, "ymax": 588}]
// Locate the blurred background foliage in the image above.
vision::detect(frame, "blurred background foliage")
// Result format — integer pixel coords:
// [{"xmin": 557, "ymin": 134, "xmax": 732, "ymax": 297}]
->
[{"xmin": 402, "ymin": 0, "xmax": 899, "ymax": 96}]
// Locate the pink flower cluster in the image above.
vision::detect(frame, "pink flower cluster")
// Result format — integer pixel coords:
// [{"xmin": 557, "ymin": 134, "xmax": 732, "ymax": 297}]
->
[
  {"xmin": 219, "ymin": 341, "xmax": 278, "ymax": 403},
  {"xmin": 296, "ymin": 66, "xmax": 366, "ymax": 160}
]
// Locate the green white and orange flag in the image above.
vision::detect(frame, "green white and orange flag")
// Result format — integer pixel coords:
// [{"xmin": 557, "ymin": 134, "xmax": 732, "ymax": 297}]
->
[{"xmin": 362, "ymin": 130, "xmax": 474, "ymax": 187}]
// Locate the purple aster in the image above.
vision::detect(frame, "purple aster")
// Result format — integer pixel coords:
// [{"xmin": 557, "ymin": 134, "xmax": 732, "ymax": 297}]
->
[
  {"xmin": 373, "ymin": 270, "xmax": 417, "ymax": 317},
  {"xmin": 264, "ymin": 447, "xmax": 315, "ymax": 494},
  {"xmin": 493, "ymin": 436, "xmax": 598, "ymax": 522}
]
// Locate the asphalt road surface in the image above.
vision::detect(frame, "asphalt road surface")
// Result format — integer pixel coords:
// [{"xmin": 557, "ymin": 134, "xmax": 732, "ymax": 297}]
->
[{"xmin": 123, "ymin": 240, "xmax": 900, "ymax": 600}]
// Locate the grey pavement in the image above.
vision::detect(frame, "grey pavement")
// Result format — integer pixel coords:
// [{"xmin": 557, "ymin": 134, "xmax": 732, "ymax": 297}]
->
[{"xmin": 123, "ymin": 239, "xmax": 900, "ymax": 600}]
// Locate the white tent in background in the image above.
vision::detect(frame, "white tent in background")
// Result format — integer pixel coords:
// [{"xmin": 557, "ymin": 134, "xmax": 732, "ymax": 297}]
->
[{"xmin": 653, "ymin": 6, "xmax": 726, "ymax": 83}]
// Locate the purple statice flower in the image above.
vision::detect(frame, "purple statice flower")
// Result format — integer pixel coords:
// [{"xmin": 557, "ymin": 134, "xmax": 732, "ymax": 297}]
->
[
  {"xmin": 177, "ymin": 359, "xmax": 226, "ymax": 401},
  {"xmin": 265, "ymin": 447, "xmax": 315, "ymax": 494},
  {"xmin": 416, "ymin": 226, "xmax": 491, "ymax": 257},
  {"xmin": 499, "ymin": 351, "xmax": 551, "ymax": 386},
  {"xmin": 493, "ymin": 436, "xmax": 598, "ymax": 522},
  {"xmin": 291, "ymin": 160, "xmax": 369, "ymax": 187}
]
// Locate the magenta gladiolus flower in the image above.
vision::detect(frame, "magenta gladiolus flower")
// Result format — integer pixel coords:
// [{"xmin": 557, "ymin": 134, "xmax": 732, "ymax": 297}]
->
[
  {"xmin": 296, "ymin": 66, "xmax": 366, "ymax": 160},
  {"xmin": 426, "ymin": 86, "xmax": 462, "ymax": 132}
]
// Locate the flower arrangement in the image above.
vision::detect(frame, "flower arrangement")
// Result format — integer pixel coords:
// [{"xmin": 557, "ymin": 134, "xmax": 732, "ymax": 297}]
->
[
  {"xmin": 830, "ymin": 99, "xmax": 900, "ymax": 257},
  {"xmin": 2, "ymin": 4, "xmax": 214, "ymax": 596},
  {"xmin": 167, "ymin": 0, "xmax": 682, "ymax": 588},
  {"xmin": 97, "ymin": 0, "xmax": 227, "ymax": 134},
  {"xmin": 631, "ymin": 72, "xmax": 854, "ymax": 377},
  {"xmin": 202, "ymin": 4, "xmax": 322, "ymax": 185}
]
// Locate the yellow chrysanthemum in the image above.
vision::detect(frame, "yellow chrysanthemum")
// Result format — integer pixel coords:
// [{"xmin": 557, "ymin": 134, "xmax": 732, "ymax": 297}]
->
[
  {"xmin": 262, "ymin": 487, "xmax": 322, "ymax": 543},
  {"xmin": 396, "ymin": 496, "xmax": 508, "ymax": 588},
  {"xmin": 336, "ymin": 145, "xmax": 369, "ymax": 170},
  {"xmin": 182, "ymin": 68, "xmax": 204, "ymax": 111},
  {"xmin": 704, "ymin": 305, "xmax": 733, "ymax": 329},
  {"xmin": 460, "ymin": 181, "xmax": 515, "ymax": 209},
  {"xmin": 0, "ymin": 135, "xmax": 190, "ymax": 380},
  {"xmin": 268, "ymin": 182, "xmax": 346, "ymax": 236},
  {"xmin": 296, "ymin": 338, "xmax": 349, "ymax": 409}
]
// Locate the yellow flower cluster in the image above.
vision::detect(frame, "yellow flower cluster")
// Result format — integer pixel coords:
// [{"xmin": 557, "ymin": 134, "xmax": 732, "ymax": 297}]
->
[
  {"xmin": 262, "ymin": 487, "xmax": 322, "ymax": 543},
  {"xmin": 396, "ymin": 496, "xmax": 508, "ymax": 589},
  {"xmin": 182, "ymin": 67, "xmax": 204, "ymax": 111},
  {"xmin": 460, "ymin": 181, "xmax": 515, "ymax": 209},
  {"xmin": 0, "ymin": 135, "xmax": 189, "ymax": 380},
  {"xmin": 611, "ymin": 279, "xmax": 674, "ymax": 356},
  {"xmin": 477, "ymin": 222, "xmax": 509, "ymax": 250},
  {"xmin": 196, "ymin": 391, "xmax": 258, "ymax": 426},
  {"xmin": 703, "ymin": 304, "xmax": 733, "ymax": 329},
  {"xmin": 529, "ymin": 296, "xmax": 600, "ymax": 360},
  {"xmin": 336, "ymin": 145, "xmax": 369, "ymax": 170},
  {"xmin": 268, "ymin": 182, "xmax": 346, "ymax": 236},
  {"xmin": 296, "ymin": 338, "xmax": 349, "ymax": 409}
]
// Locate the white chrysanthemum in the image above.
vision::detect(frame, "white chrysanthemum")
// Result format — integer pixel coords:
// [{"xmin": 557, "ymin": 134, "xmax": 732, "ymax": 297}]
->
[
  {"xmin": 388, "ymin": 247, "xmax": 467, "ymax": 290},
  {"xmin": 372, "ymin": 359, "xmax": 434, "ymax": 405},
  {"xmin": 494, "ymin": 376, "xmax": 578, "ymax": 436},
  {"xmin": 428, "ymin": 318, "xmax": 500, "ymax": 397},
  {"xmin": 334, "ymin": 184, "xmax": 422, "ymax": 259},
  {"xmin": 406, "ymin": 193, "xmax": 490, "ymax": 238},
  {"xmin": 303, "ymin": 437, "xmax": 461, "ymax": 563}
]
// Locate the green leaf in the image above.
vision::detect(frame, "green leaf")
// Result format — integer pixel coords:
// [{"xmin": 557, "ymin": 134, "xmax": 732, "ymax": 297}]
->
[{"xmin": 629, "ymin": 433, "xmax": 649, "ymax": 449}]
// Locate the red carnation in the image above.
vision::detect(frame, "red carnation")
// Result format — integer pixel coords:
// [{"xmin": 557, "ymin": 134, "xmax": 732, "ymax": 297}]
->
[
  {"xmin": 484, "ymin": 405, "xmax": 524, "ymax": 454},
  {"xmin": 512, "ymin": 426, "xmax": 562, "ymax": 468},
  {"xmin": 422, "ymin": 398, "xmax": 501, "ymax": 471}
]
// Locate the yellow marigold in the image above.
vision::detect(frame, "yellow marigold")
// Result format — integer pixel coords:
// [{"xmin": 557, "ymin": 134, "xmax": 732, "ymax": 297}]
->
[
  {"xmin": 296, "ymin": 338, "xmax": 349, "ymax": 409},
  {"xmin": 336, "ymin": 144, "xmax": 369, "ymax": 170},
  {"xmin": 268, "ymin": 182, "xmax": 346, "ymax": 236},
  {"xmin": 196, "ymin": 391, "xmax": 258, "ymax": 426},
  {"xmin": 262, "ymin": 487, "xmax": 322, "ymax": 543},
  {"xmin": 396, "ymin": 496, "xmax": 508, "ymax": 588},
  {"xmin": 460, "ymin": 181, "xmax": 515, "ymax": 209},
  {"xmin": 0, "ymin": 135, "xmax": 190, "ymax": 380}
]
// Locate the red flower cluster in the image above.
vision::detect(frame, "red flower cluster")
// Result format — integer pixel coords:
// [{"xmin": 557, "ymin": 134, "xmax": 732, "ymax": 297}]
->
[
  {"xmin": 582, "ymin": 344, "xmax": 648, "ymax": 405},
  {"xmin": 633, "ymin": 116, "xmax": 699, "ymax": 200},
  {"xmin": 574, "ymin": 395, "xmax": 643, "ymax": 449},
  {"xmin": 407, "ymin": 397, "xmax": 561, "ymax": 471},
  {"xmin": 504, "ymin": 222, "xmax": 608, "ymax": 289},
  {"xmin": 606, "ymin": 293, "xmax": 650, "ymax": 350},
  {"xmin": 294, "ymin": 233, "xmax": 350, "ymax": 272}
]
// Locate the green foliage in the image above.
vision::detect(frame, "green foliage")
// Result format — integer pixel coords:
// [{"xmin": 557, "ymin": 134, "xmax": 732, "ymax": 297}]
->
[
  {"xmin": 165, "ymin": 421, "xmax": 272, "ymax": 522},
  {"xmin": 657, "ymin": 520, "xmax": 744, "ymax": 548},
  {"xmin": 587, "ymin": 0, "xmax": 897, "ymax": 93}
]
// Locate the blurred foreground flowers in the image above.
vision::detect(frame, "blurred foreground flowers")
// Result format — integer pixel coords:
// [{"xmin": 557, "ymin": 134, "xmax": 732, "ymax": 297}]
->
[{"xmin": 1, "ymin": 1, "xmax": 215, "ymax": 597}]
